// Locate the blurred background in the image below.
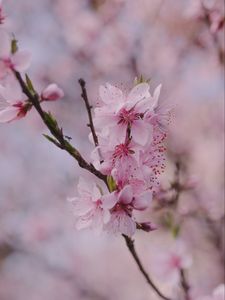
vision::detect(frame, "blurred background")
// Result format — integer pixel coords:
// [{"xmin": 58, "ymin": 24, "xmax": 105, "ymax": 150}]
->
[{"xmin": 0, "ymin": 0, "xmax": 224, "ymax": 299}]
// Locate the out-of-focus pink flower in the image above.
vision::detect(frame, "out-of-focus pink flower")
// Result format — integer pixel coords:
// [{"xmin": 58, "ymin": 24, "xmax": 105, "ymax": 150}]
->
[
  {"xmin": 0, "ymin": 75, "xmax": 31, "ymax": 123},
  {"xmin": 41, "ymin": 83, "xmax": 64, "ymax": 101},
  {"xmin": 209, "ymin": 10, "xmax": 225, "ymax": 34},
  {"xmin": 0, "ymin": 29, "xmax": 31, "ymax": 79},
  {"xmin": 69, "ymin": 177, "xmax": 116, "ymax": 232},
  {"xmin": 152, "ymin": 240, "xmax": 192, "ymax": 285},
  {"xmin": 197, "ymin": 284, "xmax": 225, "ymax": 300}
]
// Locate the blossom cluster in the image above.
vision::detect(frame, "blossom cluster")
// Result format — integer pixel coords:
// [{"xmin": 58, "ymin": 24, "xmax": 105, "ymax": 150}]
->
[
  {"xmin": 0, "ymin": 2, "xmax": 64, "ymax": 123},
  {"xmin": 71, "ymin": 81, "xmax": 170, "ymax": 236}
]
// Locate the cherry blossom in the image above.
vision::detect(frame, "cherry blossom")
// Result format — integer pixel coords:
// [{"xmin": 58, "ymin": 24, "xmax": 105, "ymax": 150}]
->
[
  {"xmin": 69, "ymin": 177, "xmax": 116, "ymax": 232},
  {"xmin": 197, "ymin": 284, "xmax": 225, "ymax": 300},
  {"xmin": 152, "ymin": 240, "xmax": 192, "ymax": 285},
  {"xmin": 0, "ymin": 75, "xmax": 31, "ymax": 122},
  {"xmin": 94, "ymin": 82, "xmax": 159, "ymax": 146}
]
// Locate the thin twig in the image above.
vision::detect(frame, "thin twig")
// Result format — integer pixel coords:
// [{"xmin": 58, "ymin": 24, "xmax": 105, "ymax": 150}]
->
[
  {"xmin": 180, "ymin": 269, "xmax": 190, "ymax": 300},
  {"xmin": 14, "ymin": 71, "xmax": 107, "ymax": 184},
  {"xmin": 122, "ymin": 234, "xmax": 172, "ymax": 300},
  {"xmin": 79, "ymin": 78, "xmax": 99, "ymax": 147}
]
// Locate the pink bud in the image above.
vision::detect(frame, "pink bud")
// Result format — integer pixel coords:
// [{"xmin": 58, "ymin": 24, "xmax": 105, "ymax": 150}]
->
[
  {"xmin": 139, "ymin": 222, "xmax": 157, "ymax": 232},
  {"xmin": 41, "ymin": 83, "xmax": 64, "ymax": 101}
]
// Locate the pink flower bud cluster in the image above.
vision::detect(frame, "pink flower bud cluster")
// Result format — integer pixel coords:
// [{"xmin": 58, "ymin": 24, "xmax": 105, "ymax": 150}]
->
[
  {"xmin": 0, "ymin": 25, "xmax": 64, "ymax": 123},
  {"xmin": 71, "ymin": 82, "xmax": 170, "ymax": 236}
]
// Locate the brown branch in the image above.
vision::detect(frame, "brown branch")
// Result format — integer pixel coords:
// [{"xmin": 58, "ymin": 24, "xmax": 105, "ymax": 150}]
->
[
  {"xmin": 180, "ymin": 269, "xmax": 190, "ymax": 300},
  {"xmin": 122, "ymin": 234, "xmax": 172, "ymax": 300},
  {"xmin": 79, "ymin": 78, "xmax": 99, "ymax": 147},
  {"xmin": 14, "ymin": 71, "xmax": 107, "ymax": 184}
]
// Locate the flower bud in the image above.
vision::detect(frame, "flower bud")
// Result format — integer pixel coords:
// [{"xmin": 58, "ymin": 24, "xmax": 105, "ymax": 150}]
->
[
  {"xmin": 41, "ymin": 84, "xmax": 64, "ymax": 101},
  {"xmin": 138, "ymin": 222, "xmax": 157, "ymax": 232}
]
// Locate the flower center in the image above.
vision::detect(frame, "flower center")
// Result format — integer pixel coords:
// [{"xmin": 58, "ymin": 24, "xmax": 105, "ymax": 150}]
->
[
  {"xmin": 117, "ymin": 108, "xmax": 140, "ymax": 125},
  {"xmin": 2, "ymin": 58, "xmax": 14, "ymax": 69},
  {"xmin": 113, "ymin": 143, "xmax": 130, "ymax": 159}
]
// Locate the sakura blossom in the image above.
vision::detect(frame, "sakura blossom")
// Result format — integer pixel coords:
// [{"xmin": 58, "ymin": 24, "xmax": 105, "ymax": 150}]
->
[
  {"xmin": 197, "ymin": 284, "xmax": 225, "ymax": 300},
  {"xmin": 0, "ymin": 75, "xmax": 31, "ymax": 122}
]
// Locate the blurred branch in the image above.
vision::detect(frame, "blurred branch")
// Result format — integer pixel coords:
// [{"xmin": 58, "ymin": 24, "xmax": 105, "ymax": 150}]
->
[
  {"xmin": 123, "ymin": 234, "xmax": 172, "ymax": 300},
  {"xmin": 180, "ymin": 269, "xmax": 190, "ymax": 300},
  {"xmin": 13, "ymin": 71, "xmax": 107, "ymax": 185},
  {"xmin": 0, "ymin": 243, "xmax": 14, "ymax": 266}
]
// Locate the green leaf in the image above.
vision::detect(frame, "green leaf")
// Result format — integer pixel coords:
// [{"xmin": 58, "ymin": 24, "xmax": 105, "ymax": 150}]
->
[
  {"xmin": 44, "ymin": 112, "xmax": 58, "ymax": 128},
  {"xmin": 134, "ymin": 75, "xmax": 150, "ymax": 85},
  {"xmin": 172, "ymin": 224, "xmax": 180, "ymax": 238},
  {"xmin": 11, "ymin": 38, "xmax": 18, "ymax": 54},
  {"xmin": 25, "ymin": 74, "xmax": 36, "ymax": 94},
  {"xmin": 107, "ymin": 176, "xmax": 117, "ymax": 192},
  {"xmin": 43, "ymin": 134, "xmax": 60, "ymax": 146}
]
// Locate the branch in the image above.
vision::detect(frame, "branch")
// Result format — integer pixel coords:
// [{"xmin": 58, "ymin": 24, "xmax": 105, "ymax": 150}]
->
[
  {"xmin": 78, "ymin": 78, "xmax": 99, "ymax": 147},
  {"xmin": 180, "ymin": 269, "xmax": 190, "ymax": 300},
  {"xmin": 14, "ymin": 71, "xmax": 107, "ymax": 184},
  {"xmin": 122, "ymin": 234, "xmax": 172, "ymax": 300}
]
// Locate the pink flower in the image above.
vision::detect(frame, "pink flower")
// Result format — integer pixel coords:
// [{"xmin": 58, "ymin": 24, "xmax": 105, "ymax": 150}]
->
[
  {"xmin": 41, "ymin": 83, "xmax": 64, "ymax": 101},
  {"xmin": 69, "ymin": 177, "xmax": 116, "ymax": 232},
  {"xmin": 197, "ymin": 284, "xmax": 225, "ymax": 300},
  {"xmin": 0, "ymin": 76, "xmax": 31, "ymax": 123},
  {"xmin": 0, "ymin": 29, "xmax": 31, "ymax": 79},
  {"xmin": 152, "ymin": 240, "xmax": 192, "ymax": 285},
  {"xmin": 94, "ymin": 82, "xmax": 159, "ymax": 146},
  {"xmin": 105, "ymin": 185, "xmax": 152, "ymax": 236},
  {"xmin": 92, "ymin": 136, "xmax": 140, "ymax": 182}
]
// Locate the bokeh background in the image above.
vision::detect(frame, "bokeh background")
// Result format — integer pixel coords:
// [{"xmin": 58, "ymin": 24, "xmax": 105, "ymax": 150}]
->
[{"xmin": 0, "ymin": 0, "xmax": 224, "ymax": 299}]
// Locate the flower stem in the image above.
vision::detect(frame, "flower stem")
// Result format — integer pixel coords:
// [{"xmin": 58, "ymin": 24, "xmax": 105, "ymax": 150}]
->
[{"xmin": 122, "ymin": 234, "xmax": 172, "ymax": 300}]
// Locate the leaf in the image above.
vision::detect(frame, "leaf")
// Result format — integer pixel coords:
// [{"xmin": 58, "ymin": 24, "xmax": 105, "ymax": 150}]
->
[
  {"xmin": 107, "ymin": 175, "xmax": 117, "ymax": 192},
  {"xmin": 44, "ymin": 112, "xmax": 58, "ymax": 128},
  {"xmin": 43, "ymin": 134, "xmax": 61, "ymax": 147},
  {"xmin": 25, "ymin": 74, "xmax": 36, "ymax": 94},
  {"xmin": 172, "ymin": 224, "xmax": 180, "ymax": 238},
  {"xmin": 134, "ymin": 75, "xmax": 151, "ymax": 85},
  {"xmin": 11, "ymin": 38, "xmax": 18, "ymax": 54}
]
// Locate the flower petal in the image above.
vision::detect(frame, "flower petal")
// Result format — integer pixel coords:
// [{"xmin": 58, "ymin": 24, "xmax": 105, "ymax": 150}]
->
[
  {"xmin": 118, "ymin": 185, "xmax": 133, "ymax": 204},
  {"xmin": 12, "ymin": 50, "xmax": 32, "ymax": 72},
  {"xmin": 132, "ymin": 120, "xmax": 152, "ymax": 146},
  {"xmin": 101, "ymin": 192, "xmax": 118, "ymax": 209},
  {"xmin": 99, "ymin": 83, "xmax": 123, "ymax": 104},
  {"xmin": 0, "ymin": 106, "xmax": 19, "ymax": 123},
  {"xmin": 69, "ymin": 197, "xmax": 94, "ymax": 215},
  {"xmin": 152, "ymin": 84, "xmax": 162, "ymax": 110},
  {"xmin": 127, "ymin": 82, "xmax": 150, "ymax": 105},
  {"xmin": 132, "ymin": 190, "xmax": 152, "ymax": 210}
]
